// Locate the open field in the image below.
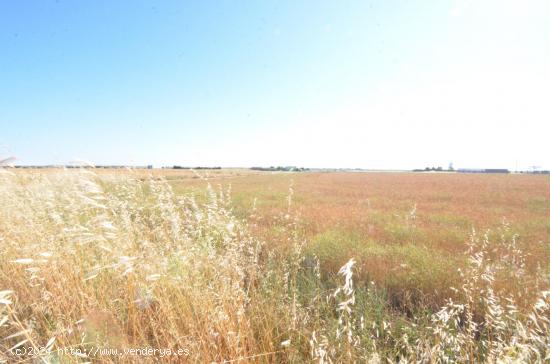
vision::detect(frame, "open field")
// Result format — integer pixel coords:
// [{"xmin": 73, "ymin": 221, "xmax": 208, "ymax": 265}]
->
[
  {"xmin": 1, "ymin": 169, "xmax": 549, "ymax": 362},
  {"xmin": 174, "ymin": 171, "xmax": 550, "ymax": 308}
]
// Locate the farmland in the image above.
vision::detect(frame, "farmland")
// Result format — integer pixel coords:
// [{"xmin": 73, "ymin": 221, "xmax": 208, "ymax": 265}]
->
[
  {"xmin": 175, "ymin": 171, "xmax": 550, "ymax": 307},
  {"xmin": 1, "ymin": 169, "xmax": 549, "ymax": 362}
]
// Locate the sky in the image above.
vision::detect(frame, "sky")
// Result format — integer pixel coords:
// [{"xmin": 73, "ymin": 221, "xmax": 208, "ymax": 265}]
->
[{"xmin": 1, "ymin": 0, "xmax": 549, "ymax": 170}]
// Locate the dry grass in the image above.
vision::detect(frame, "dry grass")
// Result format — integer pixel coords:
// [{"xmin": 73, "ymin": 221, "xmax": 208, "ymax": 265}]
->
[
  {"xmin": 0, "ymin": 169, "xmax": 549, "ymax": 363},
  {"xmin": 175, "ymin": 172, "xmax": 550, "ymax": 309}
]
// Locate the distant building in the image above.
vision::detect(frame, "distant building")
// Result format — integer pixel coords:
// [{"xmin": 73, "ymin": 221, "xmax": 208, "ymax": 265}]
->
[
  {"xmin": 458, "ymin": 168, "xmax": 509, "ymax": 174},
  {"xmin": 484, "ymin": 169, "xmax": 510, "ymax": 174},
  {"xmin": 250, "ymin": 166, "xmax": 309, "ymax": 172},
  {"xmin": 457, "ymin": 168, "xmax": 484, "ymax": 173}
]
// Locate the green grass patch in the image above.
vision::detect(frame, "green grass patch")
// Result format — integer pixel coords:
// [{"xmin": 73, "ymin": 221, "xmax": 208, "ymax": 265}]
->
[{"xmin": 307, "ymin": 228, "xmax": 461, "ymax": 309}]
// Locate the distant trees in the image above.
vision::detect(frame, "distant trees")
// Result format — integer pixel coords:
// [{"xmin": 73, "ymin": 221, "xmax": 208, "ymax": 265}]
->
[
  {"xmin": 412, "ymin": 166, "xmax": 450, "ymax": 172},
  {"xmin": 424, "ymin": 166, "xmax": 443, "ymax": 171}
]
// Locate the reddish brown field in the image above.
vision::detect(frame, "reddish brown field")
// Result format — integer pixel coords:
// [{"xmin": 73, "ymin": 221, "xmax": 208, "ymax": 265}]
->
[{"xmin": 168, "ymin": 171, "xmax": 550, "ymax": 307}]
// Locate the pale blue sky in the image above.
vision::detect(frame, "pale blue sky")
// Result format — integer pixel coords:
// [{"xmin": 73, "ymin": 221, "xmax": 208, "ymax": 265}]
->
[{"xmin": 1, "ymin": 0, "xmax": 549, "ymax": 169}]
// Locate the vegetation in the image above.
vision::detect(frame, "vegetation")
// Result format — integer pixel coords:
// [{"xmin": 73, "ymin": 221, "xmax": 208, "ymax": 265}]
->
[{"xmin": 0, "ymin": 169, "xmax": 548, "ymax": 362}]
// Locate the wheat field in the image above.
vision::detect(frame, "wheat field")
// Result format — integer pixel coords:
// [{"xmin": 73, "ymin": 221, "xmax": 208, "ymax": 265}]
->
[{"xmin": 0, "ymin": 169, "xmax": 549, "ymax": 363}]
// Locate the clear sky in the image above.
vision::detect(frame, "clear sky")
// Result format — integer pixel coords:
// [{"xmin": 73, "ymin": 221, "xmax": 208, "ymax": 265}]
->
[{"xmin": 1, "ymin": 0, "xmax": 549, "ymax": 169}]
